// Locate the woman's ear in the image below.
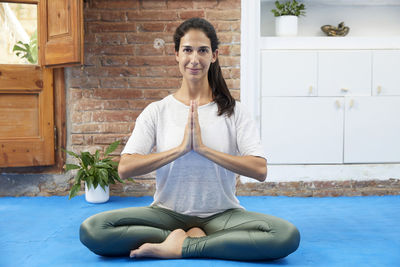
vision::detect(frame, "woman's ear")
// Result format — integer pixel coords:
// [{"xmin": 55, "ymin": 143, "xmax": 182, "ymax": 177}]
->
[
  {"xmin": 212, "ymin": 49, "xmax": 218, "ymax": 63},
  {"xmin": 175, "ymin": 51, "xmax": 179, "ymax": 63}
]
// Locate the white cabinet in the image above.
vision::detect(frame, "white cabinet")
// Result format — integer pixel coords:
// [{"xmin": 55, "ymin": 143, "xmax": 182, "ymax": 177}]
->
[
  {"xmin": 372, "ymin": 51, "xmax": 400, "ymax": 96},
  {"xmin": 344, "ymin": 96, "xmax": 400, "ymax": 163},
  {"xmin": 261, "ymin": 97, "xmax": 344, "ymax": 164},
  {"xmin": 261, "ymin": 51, "xmax": 317, "ymax": 96},
  {"xmin": 318, "ymin": 51, "xmax": 372, "ymax": 96},
  {"xmin": 260, "ymin": 50, "xmax": 400, "ymax": 164}
]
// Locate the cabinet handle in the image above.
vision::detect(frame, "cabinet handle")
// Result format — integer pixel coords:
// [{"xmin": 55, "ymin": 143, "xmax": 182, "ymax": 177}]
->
[
  {"xmin": 309, "ymin": 86, "xmax": 313, "ymax": 95},
  {"xmin": 377, "ymin": 86, "xmax": 382, "ymax": 94},
  {"xmin": 341, "ymin": 88, "xmax": 349, "ymax": 92},
  {"xmin": 335, "ymin": 100, "xmax": 341, "ymax": 108},
  {"xmin": 349, "ymin": 99, "xmax": 354, "ymax": 108}
]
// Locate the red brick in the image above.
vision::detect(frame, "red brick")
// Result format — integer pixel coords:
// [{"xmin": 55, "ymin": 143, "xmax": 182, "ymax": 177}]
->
[
  {"xmin": 69, "ymin": 77, "xmax": 100, "ymax": 88},
  {"xmin": 218, "ymin": 56, "xmax": 240, "ymax": 67},
  {"xmin": 126, "ymin": 32, "xmax": 173, "ymax": 44},
  {"xmin": 103, "ymin": 67, "xmax": 140, "ymax": 77},
  {"xmin": 128, "ymin": 99, "xmax": 154, "ymax": 109},
  {"xmin": 84, "ymin": 10, "xmax": 100, "ymax": 21},
  {"xmin": 140, "ymin": 0, "xmax": 167, "ymax": 9},
  {"xmin": 128, "ymin": 77, "xmax": 180, "ymax": 89},
  {"xmin": 136, "ymin": 44, "xmax": 164, "ymax": 56},
  {"xmin": 92, "ymin": 110, "xmax": 141, "ymax": 122},
  {"xmin": 230, "ymin": 89, "xmax": 240, "ymax": 100},
  {"xmin": 100, "ymin": 56, "xmax": 127, "ymax": 66},
  {"xmin": 138, "ymin": 22, "xmax": 166, "ymax": 32},
  {"xmin": 217, "ymin": 0, "xmax": 241, "ymax": 9},
  {"xmin": 103, "ymin": 100, "xmax": 131, "ymax": 110},
  {"xmin": 226, "ymin": 78, "xmax": 240, "ymax": 89},
  {"xmin": 96, "ymin": 33, "xmax": 127, "ymax": 45},
  {"xmin": 167, "ymin": 0, "xmax": 193, "ymax": 9},
  {"xmin": 138, "ymin": 66, "xmax": 181, "ymax": 77},
  {"xmin": 218, "ymin": 45, "xmax": 230, "ymax": 55},
  {"xmin": 100, "ymin": 77, "xmax": 129, "ymax": 88},
  {"xmin": 231, "ymin": 44, "xmax": 241, "ymax": 56},
  {"xmin": 165, "ymin": 21, "xmax": 182, "ymax": 33},
  {"xmin": 143, "ymin": 89, "xmax": 176, "ymax": 99},
  {"xmin": 71, "ymin": 134, "xmax": 93, "ymax": 145},
  {"xmin": 230, "ymin": 68, "xmax": 240, "ymax": 79},
  {"xmin": 127, "ymin": 10, "xmax": 178, "ymax": 21},
  {"xmin": 87, "ymin": 45, "xmax": 135, "ymax": 55},
  {"xmin": 71, "ymin": 111, "xmax": 92, "ymax": 123},
  {"xmin": 93, "ymin": 88, "xmax": 143, "ymax": 99},
  {"xmin": 71, "ymin": 123, "xmax": 102, "ymax": 134},
  {"xmin": 102, "ymin": 122, "xmax": 134, "ymax": 134},
  {"xmin": 83, "ymin": 54, "xmax": 98, "ymax": 66},
  {"xmin": 193, "ymin": 0, "xmax": 218, "ymax": 9},
  {"xmin": 127, "ymin": 56, "xmax": 177, "ymax": 66},
  {"xmin": 179, "ymin": 10, "xmax": 205, "ymax": 20},
  {"xmin": 218, "ymin": 32, "xmax": 240, "ymax": 44},
  {"xmin": 69, "ymin": 88, "xmax": 83, "ymax": 101},
  {"xmin": 212, "ymin": 21, "xmax": 241, "ymax": 32},
  {"xmin": 206, "ymin": 10, "xmax": 240, "ymax": 21},
  {"xmin": 75, "ymin": 98, "xmax": 104, "ymax": 111},
  {"xmin": 164, "ymin": 43, "xmax": 176, "ymax": 55},
  {"xmin": 93, "ymin": 134, "xmax": 127, "ymax": 144},
  {"xmin": 100, "ymin": 11, "xmax": 126, "ymax": 22},
  {"xmin": 89, "ymin": 22, "xmax": 137, "ymax": 33},
  {"xmin": 91, "ymin": 0, "xmax": 139, "ymax": 9}
]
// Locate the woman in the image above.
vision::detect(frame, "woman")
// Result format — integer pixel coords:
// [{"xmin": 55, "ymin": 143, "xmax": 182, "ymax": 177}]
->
[{"xmin": 79, "ymin": 18, "xmax": 300, "ymax": 261}]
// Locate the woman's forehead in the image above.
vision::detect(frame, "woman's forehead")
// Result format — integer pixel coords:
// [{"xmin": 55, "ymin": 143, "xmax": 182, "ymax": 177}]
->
[{"xmin": 180, "ymin": 29, "xmax": 211, "ymax": 47}]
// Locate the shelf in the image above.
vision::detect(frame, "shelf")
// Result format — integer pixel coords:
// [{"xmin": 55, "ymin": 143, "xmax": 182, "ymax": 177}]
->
[{"xmin": 260, "ymin": 36, "xmax": 400, "ymax": 50}]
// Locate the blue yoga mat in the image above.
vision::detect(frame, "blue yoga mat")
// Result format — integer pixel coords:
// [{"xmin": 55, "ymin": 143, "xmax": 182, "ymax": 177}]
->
[{"xmin": 1, "ymin": 195, "xmax": 399, "ymax": 266}]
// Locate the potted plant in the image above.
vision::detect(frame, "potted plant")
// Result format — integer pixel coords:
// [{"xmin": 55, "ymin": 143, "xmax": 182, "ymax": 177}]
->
[
  {"xmin": 271, "ymin": 0, "xmax": 306, "ymax": 37},
  {"xmin": 64, "ymin": 140, "xmax": 125, "ymax": 203}
]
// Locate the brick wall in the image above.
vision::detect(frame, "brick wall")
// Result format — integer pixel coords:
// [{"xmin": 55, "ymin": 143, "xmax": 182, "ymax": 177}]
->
[{"xmin": 65, "ymin": 0, "xmax": 241, "ymax": 195}]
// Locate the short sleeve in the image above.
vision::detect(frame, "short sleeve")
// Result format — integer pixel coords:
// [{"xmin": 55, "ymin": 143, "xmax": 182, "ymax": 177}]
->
[
  {"xmin": 235, "ymin": 102, "xmax": 266, "ymax": 160},
  {"xmin": 121, "ymin": 103, "xmax": 156, "ymax": 155}
]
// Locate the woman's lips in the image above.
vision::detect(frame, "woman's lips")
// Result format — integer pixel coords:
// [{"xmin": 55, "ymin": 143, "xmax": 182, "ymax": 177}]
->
[{"xmin": 187, "ymin": 68, "xmax": 201, "ymax": 74}]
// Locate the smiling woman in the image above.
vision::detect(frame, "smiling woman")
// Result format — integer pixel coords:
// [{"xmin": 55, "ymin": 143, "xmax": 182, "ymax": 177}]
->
[{"xmin": 79, "ymin": 17, "xmax": 300, "ymax": 261}]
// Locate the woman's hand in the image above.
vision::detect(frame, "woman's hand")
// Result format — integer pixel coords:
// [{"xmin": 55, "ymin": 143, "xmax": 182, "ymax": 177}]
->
[
  {"xmin": 179, "ymin": 100, "xmax": 204, "ymax": 154},
  {"xmin": 191, "ymin": 100, "xmax": 204, "ymax": 152}
]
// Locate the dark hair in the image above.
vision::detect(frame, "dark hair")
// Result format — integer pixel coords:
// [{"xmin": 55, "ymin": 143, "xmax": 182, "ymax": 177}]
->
[{"xmin": 173, "ymin": 17, "xmax": 235, "ymax": 117}]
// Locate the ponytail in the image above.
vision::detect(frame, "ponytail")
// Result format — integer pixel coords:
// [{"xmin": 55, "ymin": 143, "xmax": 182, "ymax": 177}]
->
[{"xmin": 208, "ymin": 59, "xmax": 235, "ymax": 117}]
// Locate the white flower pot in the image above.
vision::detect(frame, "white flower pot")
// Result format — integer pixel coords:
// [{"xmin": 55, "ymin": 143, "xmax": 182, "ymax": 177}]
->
[
  {"xmin": 85, "ymin": 182, "xmax": 109, "ymax": 203},
  {"xmin": 275, "ymin": 15, "xmax": 298, "ymax": 36}
]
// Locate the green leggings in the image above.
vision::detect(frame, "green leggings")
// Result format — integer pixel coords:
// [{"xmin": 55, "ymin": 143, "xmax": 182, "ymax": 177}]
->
[{"xmin": 80, "ymin": 205, "xmax": 300, "ymax": 261}]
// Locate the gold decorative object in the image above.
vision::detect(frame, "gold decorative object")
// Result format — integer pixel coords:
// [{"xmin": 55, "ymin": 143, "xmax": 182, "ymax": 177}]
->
[{"xmin": 321, "ymin": 22, "xmax": 350, "ymax": 36}]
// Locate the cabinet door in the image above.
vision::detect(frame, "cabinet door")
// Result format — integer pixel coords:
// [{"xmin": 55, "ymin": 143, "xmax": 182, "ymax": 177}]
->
[
  {"xmin": 344, "ymin": 96, "xmax": 400, "ymax": 163},
  {"xmin": 261, "ymin": 51, "xmax": 317, "ymax": 96},
  {"xmin": 261, "ymin": 97, "xmax": 344, "ymax": 164},
  {"xmin": 372, "ymin": 51, "xmax": 400, "ymax": 96},
  {"xmin": 319, "ymin": 51, "xmax": 371, "ymax": 96}
]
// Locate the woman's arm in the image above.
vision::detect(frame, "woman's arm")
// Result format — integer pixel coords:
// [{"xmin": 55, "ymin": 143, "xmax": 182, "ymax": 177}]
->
[
  {"xmin": 119, "ymin": 107, "xmax": 192, "ymax": 179},
  {"xmin": 118, "ymin": 146, "xmax": 185, "ymax": 179},
  {"xmin": 198, "ymin": 146, "xmax": 267, "ymax": 182},
  {"xmin": 191, "ymin": 100, "xmax": 267, "ymax": 182}
]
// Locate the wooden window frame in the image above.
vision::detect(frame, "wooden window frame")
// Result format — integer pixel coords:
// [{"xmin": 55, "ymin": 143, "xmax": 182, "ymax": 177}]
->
[{"xmin": 0, "ymin": 0, "xmax": 69, "ymax": 173}]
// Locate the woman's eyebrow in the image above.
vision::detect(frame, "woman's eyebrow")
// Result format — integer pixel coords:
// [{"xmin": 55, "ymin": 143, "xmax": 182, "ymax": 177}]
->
[{"xmin": 182, "ymin": 45, "xmax": 210, "ymax": 49}]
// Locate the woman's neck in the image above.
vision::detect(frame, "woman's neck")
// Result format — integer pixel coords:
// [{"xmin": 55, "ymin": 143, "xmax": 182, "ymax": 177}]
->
[{"xmin": 174, "ymin": 78, "xmax": 213, "ymax": 105}]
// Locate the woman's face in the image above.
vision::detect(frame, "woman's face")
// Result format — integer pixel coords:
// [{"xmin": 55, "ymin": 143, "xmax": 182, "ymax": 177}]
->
[{"xmin": 175, "ymin": 29, "xmax": 218, "ymax": 83}]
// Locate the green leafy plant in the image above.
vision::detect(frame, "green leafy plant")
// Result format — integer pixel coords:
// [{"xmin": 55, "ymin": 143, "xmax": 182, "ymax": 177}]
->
[
  {"xmin": 64, "ymin": 140, "xmax": 126, "ymax": 199},
  {"xmin": 13, "ymin": 30, "xmax": 38, "ymax": 64},
  {"xmin": 271, "ymin": 0, "xmax": 306, "ymax": 17}
]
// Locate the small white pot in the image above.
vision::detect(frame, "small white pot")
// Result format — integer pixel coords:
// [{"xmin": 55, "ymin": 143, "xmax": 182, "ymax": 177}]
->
[
  {"xmin": 85, "ymin": 182, "xmax": 109, "ymax": 203},
  {"xmin": 275, "ymin": 15, "xmax": 298, "ymax": 36}
]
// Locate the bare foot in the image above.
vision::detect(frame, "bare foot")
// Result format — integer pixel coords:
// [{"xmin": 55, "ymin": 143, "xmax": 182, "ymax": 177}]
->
[
  {"xmin": 187, "ymin": 227, "xmax": 206, "ymax": 238},
  {"xmin": 130, "ymin": 229, "xmax": 188, "ymax": 259}
]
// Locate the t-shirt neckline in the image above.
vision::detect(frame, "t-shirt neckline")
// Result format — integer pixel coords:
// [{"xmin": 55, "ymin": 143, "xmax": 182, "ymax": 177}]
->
[{"xmin": 170, "ymin": 94, "xmax": 215, "ymax": 109}]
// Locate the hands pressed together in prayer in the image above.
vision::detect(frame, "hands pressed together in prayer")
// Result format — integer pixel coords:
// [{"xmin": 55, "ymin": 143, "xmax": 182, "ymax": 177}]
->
[{"xmin": 180, "ymin": 100, "xmax": 204, "ymax": 155}]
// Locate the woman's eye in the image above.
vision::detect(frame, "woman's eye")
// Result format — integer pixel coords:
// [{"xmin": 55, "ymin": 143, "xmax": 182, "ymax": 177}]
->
[
  {"xmin": 199, "ymin": 48, "xmax": 208, "ymax": 53},
  {"xmin": 183, "ymin": 48, "xmax": 192, "ymax": 53}
]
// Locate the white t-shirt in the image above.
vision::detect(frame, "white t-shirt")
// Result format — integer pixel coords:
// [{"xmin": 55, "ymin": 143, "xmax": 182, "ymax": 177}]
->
[{"xmin": 121, "ymin": 94, "xmax": 266, "ymax": 217}]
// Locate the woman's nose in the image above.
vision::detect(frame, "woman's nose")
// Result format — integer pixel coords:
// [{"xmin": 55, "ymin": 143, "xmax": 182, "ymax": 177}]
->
[{"xmin": 190, "ymin": 52, "xmax": 199, "ymax": 65}]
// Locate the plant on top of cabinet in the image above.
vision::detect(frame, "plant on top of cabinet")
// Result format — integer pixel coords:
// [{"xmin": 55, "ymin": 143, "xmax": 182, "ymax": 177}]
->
[{"xmin": 271, "ymin": 0, "xmax": 306, "ymax": 37}]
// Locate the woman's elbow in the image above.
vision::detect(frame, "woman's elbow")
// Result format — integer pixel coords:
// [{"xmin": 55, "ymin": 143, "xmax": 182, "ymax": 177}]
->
[{"xmin": 257, "ymin": 159, "xmax": 268, "ymax": 182}]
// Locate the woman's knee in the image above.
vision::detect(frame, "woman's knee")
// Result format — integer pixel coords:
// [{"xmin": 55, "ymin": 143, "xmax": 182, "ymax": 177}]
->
[
  {"xmin": 79, "ymin": 215, "xmax": 107, "ymax": 254},
  {"xmin": 275, "ymin": 221, "xmax": 300, "ymax": 258}
]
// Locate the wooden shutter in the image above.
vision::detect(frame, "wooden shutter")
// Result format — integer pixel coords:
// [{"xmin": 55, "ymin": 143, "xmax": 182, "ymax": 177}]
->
[
  {"xmin": 39, "ymin": 0, "xmax": 83, "ymax": 67},
  {"xmin": 0, "ymin": 65, "xmax": 54, "ymax": 167}
]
